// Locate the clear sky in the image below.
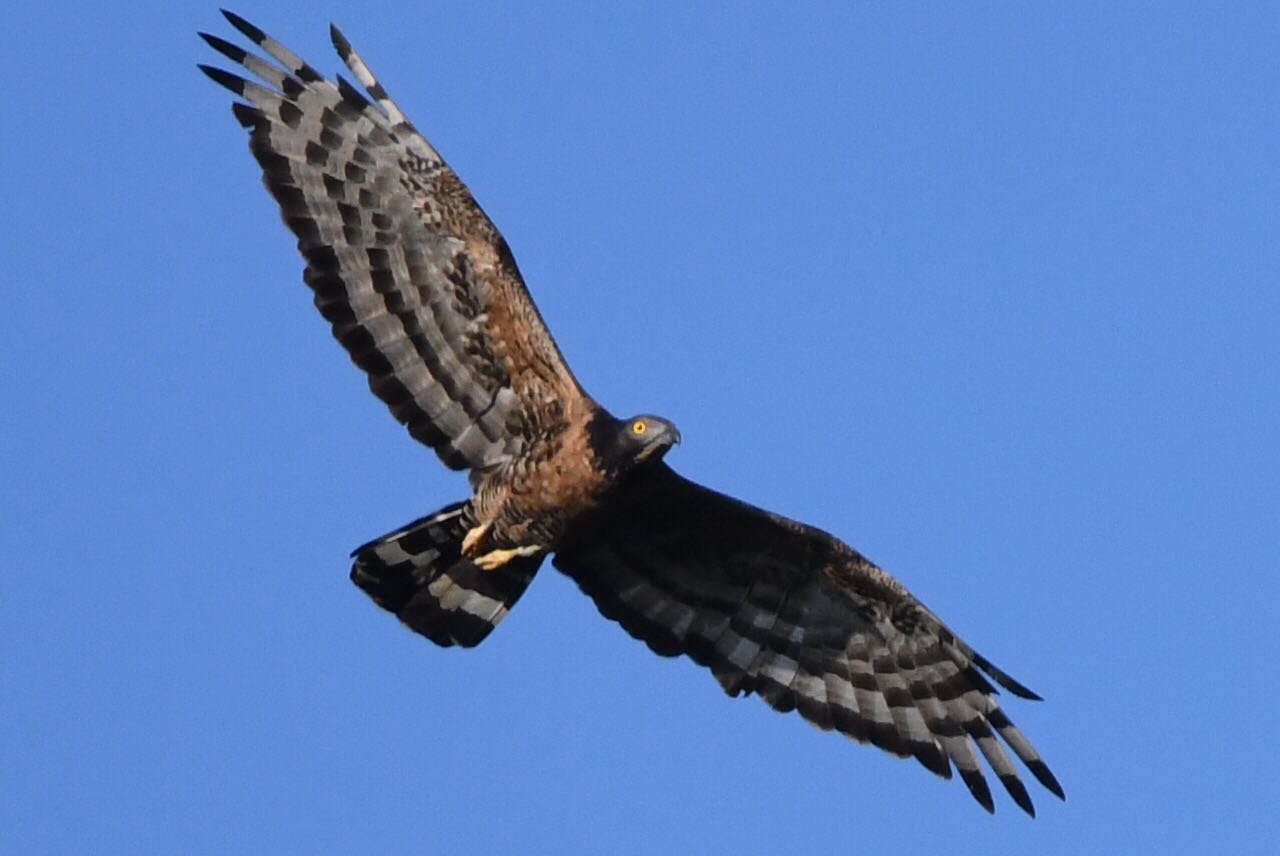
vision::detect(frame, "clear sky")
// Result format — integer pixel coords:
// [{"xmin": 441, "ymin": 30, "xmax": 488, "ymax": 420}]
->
[{"xmin": 4, "ymin": 2, "xmax": 1278, "ymax": 853}]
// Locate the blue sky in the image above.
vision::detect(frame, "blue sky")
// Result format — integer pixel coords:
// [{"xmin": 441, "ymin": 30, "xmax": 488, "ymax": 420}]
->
[{"xmin": 4, "ymin": 2, "xmax": 1278, "ymax": 853}]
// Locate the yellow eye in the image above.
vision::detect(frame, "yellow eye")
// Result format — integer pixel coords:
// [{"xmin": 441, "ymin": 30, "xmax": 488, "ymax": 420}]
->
[{"xmin": 631, "ymin": 419, "xmax": 647, "ymax": 436}]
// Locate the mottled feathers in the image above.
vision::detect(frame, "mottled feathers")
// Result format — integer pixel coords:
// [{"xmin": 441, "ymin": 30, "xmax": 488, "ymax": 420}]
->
[
  {"xmin": 202, "ymin": 12, "xmax": 1064, "ymax": 817},
  {"xmin": 555, "ymin": 464, "xmax": 1063, "ymax": 815},
  {"xmin": 201, "ymin": 11, "xmax": 583, "ymax": 475}
]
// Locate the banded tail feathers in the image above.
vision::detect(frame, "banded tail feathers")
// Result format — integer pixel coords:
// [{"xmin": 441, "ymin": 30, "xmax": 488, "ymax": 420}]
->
[{"xmin": 351, "ymin": 503, "xmax": 544, "ymax": 647}]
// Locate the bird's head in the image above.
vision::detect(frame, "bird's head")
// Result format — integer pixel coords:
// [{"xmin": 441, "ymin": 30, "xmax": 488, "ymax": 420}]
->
[
  {"xmin": 620, "ymin": 414, "xmax": 681, "ymax": 463},
  {"xmin": 592, "ymin": 413, "xmax": 681, "ymax": 474}
]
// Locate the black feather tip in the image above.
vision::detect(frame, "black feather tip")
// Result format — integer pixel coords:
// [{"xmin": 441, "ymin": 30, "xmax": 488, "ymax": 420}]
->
[
  {"xmin": 220, "ymin": 9, "xmax": 266, "ymax": 45},
  {"xmin": 198, "ymin": 64, "xmax": 246, "ymax": 95},
  {"xmin": 330, "ymin": 23, "xmax": 352, "ymax": 59}
]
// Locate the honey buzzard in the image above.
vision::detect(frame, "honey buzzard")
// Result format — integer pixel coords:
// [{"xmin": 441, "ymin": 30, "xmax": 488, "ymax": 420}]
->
[{"xmin": 201, "ymin": 11, "xmax": 1064, "ymax": 815}]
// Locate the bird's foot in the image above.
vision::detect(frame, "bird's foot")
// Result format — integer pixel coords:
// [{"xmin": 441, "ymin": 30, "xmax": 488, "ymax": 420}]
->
[
  {"xmin": 472, "ymin": 545, "xmax": 542, "ymax": 571},
  {"xmin": 460, "ymin": 523, "xmax": 490, "ymax": 556}
]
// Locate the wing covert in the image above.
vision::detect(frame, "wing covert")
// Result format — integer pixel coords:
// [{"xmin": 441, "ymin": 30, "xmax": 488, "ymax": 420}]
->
[{"xmin": 201, "ymin": 13, "xmax": 586, "ymax": 473}]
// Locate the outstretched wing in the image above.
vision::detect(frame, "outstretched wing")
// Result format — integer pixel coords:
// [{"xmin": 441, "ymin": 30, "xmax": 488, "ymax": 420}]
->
[
  {"xmin": 201, "ymin": 13, "xmax": 585, "ymax": 472},
  {"xmin": 553, "ymin": 464, "xmax": 1065, "ymax": 816}
]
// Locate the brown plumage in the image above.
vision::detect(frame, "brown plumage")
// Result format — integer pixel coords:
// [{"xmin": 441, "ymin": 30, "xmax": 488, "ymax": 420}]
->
[{"xmin": 202, "ymin": 12, "xmax": 1064, "ymax": 816}]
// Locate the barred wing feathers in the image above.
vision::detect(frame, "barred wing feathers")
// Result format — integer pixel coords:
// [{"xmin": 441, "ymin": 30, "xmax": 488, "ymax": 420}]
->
[
  {"xmin": 553, "ymin": 464, "xmax": 1065, "ymax": 816},
  {"xmin": 201, "ymin": 12, "xmax": 585, "ymax": 473}
]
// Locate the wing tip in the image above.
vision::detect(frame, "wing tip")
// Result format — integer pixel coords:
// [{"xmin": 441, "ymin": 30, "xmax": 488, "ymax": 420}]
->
[
  {"xmin": 973, "ymin": 785, "xmax": 996, "ymax": 815},
  {"xmin": 914, "ymin": 741, "xmax": 953, "ymax": 781},
  {"xmin": 1000, "ymin": 774, "xmax": 1036, "ymax": 817},
  {"xmin": 199, "ymin": 31, "xmax": 242, "ymax": 63},
  {"xmin": 330, "ymin": 23, "xmax": 352, "ymax": 58},
  {"xmin": 220, "ymin": 9, "xmax": 265, "ymax": 44},
  {"xmin": 954, "ymin": 764, "xmax": 995, "ymax": 814},
  {"xmin": 973, "ymin": 652, "xmax": 1044, "ymax": 701},
  {"xmin": 1001, "ymin": 676, "xmax": 1043, "ymax": 702},
  {"xmin": 198, "ymin": 63, "xmax": 246, "ymax": 96},
  {"xmin": 1028, "ymin": 759, "xmax": 1066, "ymax": 801}
]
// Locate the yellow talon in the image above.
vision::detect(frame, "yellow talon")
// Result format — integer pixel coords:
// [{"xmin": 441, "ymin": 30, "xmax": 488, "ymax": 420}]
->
[
  {"xmin": 460, "ymin": 523, "xmax": 489, "ymax": 556},
  {"xmin": 472, "ymin": 545, "xmax": 542, "ymax": 571}
]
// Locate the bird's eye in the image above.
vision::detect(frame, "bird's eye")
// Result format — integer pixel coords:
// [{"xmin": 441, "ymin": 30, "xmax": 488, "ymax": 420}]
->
[{"xmin": 631, "ymin": 419, "xmax": 647, "ymax": 436}]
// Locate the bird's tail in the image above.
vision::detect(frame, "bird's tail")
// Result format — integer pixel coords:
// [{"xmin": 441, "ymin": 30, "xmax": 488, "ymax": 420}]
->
[{"xmin": 350, "ymin": 502, "xmax": 544, "ymax": 647}]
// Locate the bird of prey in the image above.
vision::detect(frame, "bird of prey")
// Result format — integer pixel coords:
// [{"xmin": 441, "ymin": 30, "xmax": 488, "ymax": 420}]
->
[{"xmin": 201, "ymin": 11, "xmax": 1064, "ymax": 816}]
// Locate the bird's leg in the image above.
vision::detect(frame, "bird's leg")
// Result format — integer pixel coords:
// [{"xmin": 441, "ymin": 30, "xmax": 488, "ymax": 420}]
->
[{"xmin": 460, "ymin": 522, "xmax": 491, "ymax": 557}]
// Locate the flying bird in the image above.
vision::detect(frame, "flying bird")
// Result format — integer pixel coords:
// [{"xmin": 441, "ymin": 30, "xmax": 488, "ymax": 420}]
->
[{"xmin": 201, "ymin": 11, "xmax": 1064, "ymax": 816}]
